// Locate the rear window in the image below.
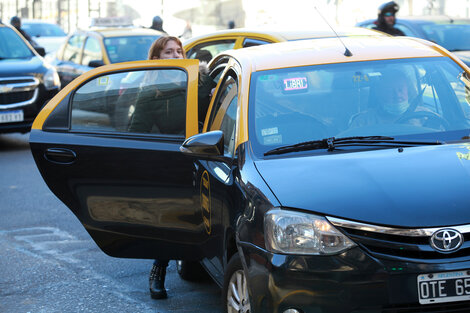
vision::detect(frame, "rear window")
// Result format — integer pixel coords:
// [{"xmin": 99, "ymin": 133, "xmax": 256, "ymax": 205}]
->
[
  {"xmin": 104, "ymin": 35, "xmax": 161, "ymax": 63},
  {"xmin": 0, "ymin": 27, "xmax": 34, "ymax": 59}
]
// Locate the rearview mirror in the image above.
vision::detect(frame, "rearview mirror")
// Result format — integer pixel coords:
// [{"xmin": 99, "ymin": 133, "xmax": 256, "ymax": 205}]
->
[
  {"xmin": 180, "ymin": 130, "xmax": 224, "ymax": 157},
  {"xmin": 88, "ymin": 60, "xmax": 105, "ymax": 68},
  {"xmin": 35, "ymin": 46, "xmax": 46, "ymax": 57}
]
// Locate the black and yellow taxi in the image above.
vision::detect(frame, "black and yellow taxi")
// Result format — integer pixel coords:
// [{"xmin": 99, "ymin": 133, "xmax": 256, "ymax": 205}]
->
[
  {"xmin": 183, "ymin": 26, "xmax": 385, "ymax": 62},
  {"xmin": 51, "ymin": 25, "xmax": 164, "ymax": 87},
  {"xmin": 30, "ymin": 32, "xmax": 470, "ymax": 312}
]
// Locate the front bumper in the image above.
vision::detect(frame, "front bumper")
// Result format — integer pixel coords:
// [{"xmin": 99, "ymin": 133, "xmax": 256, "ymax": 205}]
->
[
  {"xmin": 239, "ymin": 242, "xmax": 470, "ymax": 313},
  {"xmin": 0, "ymin": 86, "xmax": 58, "ymax": 133}
]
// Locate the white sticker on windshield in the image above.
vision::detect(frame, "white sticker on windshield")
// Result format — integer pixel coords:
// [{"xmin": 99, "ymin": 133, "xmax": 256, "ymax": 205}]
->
[
  {"xmin": 261, "ymin": 127, "xmax": 279, "ymax": 136},
  {"xmin": 263, "ymin": 135, "xmax": 282, "ymax": 145}
]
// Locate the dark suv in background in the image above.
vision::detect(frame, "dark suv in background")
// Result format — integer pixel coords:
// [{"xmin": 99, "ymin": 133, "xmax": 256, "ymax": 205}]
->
[{"xmin": 0, "ymin": 22, "xmax": 60, "ymax": 134}]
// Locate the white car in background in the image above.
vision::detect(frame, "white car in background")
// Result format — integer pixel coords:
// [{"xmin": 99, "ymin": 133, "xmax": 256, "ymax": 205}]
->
[{"xmin": 21, "ymin": 19, "xmax": 67, "ymax": 55}]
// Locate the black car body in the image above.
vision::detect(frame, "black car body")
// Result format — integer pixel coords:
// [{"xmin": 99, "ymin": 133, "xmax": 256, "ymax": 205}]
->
[
  {"xmin": 357, "ymin": 15, "xmax": 470, "ymax": 66},
  {"xmin": 30, "ymin": 35, "xmax": 470, "ymax": 312},
  {"xmin": 0, "ymin": 22, "xmax": 60, "ymax": 133}
]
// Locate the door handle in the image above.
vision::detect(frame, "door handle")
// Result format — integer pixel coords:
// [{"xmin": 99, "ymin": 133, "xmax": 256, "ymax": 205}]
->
[{"xmin": 45, "ymin": 148, "xmax": 77, "ymax": 164}]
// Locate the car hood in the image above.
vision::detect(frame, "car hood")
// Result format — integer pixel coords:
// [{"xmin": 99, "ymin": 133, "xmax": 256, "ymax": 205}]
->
[
  {"xmin": 0, "ymin": 56, "xmax": 45, "ymax": 77},
  {"xmin": 453, "ymin": 50, "xmax": 470, "ymax": 67},
  {"xmin": 255, "ymin": 143, "xmax": 470, "ymax": 228}
]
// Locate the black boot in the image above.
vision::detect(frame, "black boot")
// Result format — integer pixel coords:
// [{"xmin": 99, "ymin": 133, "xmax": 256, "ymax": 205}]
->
[{"xmin": 149, "ymin": 264, "xmax": 167, "ymax": 299}]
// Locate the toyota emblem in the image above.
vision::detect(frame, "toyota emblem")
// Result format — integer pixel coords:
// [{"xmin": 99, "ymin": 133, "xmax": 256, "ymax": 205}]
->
[{"xmin": 430, "ymin": 229, "xmax": 464, "ymax": 253}]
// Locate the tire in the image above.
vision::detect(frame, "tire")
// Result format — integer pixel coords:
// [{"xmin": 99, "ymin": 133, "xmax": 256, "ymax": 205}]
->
[
  {"xmin": 176, "ymin": 260, "xmax": 209, "ymax": 281},
  {"xmin": 223, "ymin": 253, "xmax": 251, "ymax": 313}
]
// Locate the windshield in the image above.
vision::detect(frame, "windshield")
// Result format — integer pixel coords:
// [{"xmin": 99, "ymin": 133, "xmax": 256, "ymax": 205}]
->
[
  {"xmin": 0, "ymin": 27, "xmax": 34, "ymax": 59},
  {"xmin": 249, "ymin": 57, "xmax": 470, "ymax": 156},
  {"xmin": 422, "ymin": 22, "xmax": 470, "ymax": 51},
  {"xmin": 104, "ymin": 35, "xmax": 161, "ymax": 63},
  {"xmin": 22, "ymin": 23, "xmax": 66, "ymax": 37}
]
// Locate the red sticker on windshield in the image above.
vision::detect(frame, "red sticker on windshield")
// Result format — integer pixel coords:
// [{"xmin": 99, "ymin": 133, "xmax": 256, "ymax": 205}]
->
[{"xmin": 283, "ymin": 77, "xmax": 308, "ymax": 91}]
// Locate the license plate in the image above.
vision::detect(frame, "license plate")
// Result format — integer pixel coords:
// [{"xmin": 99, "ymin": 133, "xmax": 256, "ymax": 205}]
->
[
  {"xmin": 418, "ymin": 270, "xmax": 470, "ymax": 304},
  {"xmin": 0, "ymin": 110, "xmax": 24, "ymax": 123}
]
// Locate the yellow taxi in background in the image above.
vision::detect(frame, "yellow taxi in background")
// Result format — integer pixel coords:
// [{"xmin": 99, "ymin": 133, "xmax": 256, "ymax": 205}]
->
[
  {"xmin": 183, "ymin": 26, "xmax": 386, "ymax": 62},
  {"xmin": 51, "ymin": 26, "xmax": 165, "ymax": 87},
  {"xmin": 29, "ymin": 32, "xmax": 470, "ymax": 312}
]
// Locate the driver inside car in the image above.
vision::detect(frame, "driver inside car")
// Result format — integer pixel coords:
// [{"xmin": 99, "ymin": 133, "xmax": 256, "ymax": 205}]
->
[{"xmin": 349, "ymin": 69, "xmax": 445, "ymax": 130}]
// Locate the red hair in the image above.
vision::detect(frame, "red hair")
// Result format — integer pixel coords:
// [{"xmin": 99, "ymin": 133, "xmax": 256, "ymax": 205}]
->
[{"xmin": 147, "ymin": 36, "xmax": 186, "ymax": 60}]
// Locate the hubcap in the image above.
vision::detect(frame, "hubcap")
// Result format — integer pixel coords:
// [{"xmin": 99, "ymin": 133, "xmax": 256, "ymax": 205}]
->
[{"xmin": 227, "ymin": 269, "xmax": 251, "ymax": 313}]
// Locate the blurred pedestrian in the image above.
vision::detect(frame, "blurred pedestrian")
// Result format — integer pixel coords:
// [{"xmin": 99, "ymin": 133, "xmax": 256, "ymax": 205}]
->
[
  {"xmin": 228, "ymin": 20, "xmax": 235, "ymax": 29},
  {"xmin": 372, "ymin": 1, "xmax": 405, "ymax": 36},
  {"xmin": 10, "ymin": 16, "xmax": 37, "ymax": 46},
  {"xmin": 150, "ymin": 15, "xmax": 167, "ymax": 34},
  {"xmin": 180, "ymin": 20, "xmax": 192, "ymax": 39}
]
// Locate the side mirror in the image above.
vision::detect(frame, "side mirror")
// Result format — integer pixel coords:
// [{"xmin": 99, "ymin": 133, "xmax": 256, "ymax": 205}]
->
[
  {"xmin": 88, "ymin": 60, "xmax": 105, "ymax": 68},
  {"xmin": 180, "ymin": 130, "xmax": 224, "ymax": 157},
  {"xmin": 35, "ymin": 46, "xmax": 46, "ymax": 57}
]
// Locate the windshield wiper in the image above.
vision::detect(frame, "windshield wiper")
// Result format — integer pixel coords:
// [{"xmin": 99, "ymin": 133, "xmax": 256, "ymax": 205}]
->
[{"xmin": 264, "ymin": 136, "xmax": 444, "ymax": 156}]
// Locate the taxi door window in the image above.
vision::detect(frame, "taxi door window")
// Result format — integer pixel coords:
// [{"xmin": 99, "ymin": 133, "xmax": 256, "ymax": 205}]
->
[
  {"xmin": 70, "ymin": 69, "xmax": 187, "ymax": 136},
  {"xmin": 242, "ymin": 38, "xmax": 272, "ymax": 48},
  {"xmin": 63, "ymin": 34, "xmax": 84, "ymax": 63},
  {"xmin": 81, "ymin": 37, "xmax": 102, "ymax": 66},
  {"xmin": 208, "ymin": 75, "xmax": 238, "ymax": 156}
]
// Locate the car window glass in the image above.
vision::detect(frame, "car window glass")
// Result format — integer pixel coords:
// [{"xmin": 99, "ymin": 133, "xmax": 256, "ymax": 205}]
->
[
  {"xmin": 0, "ymin": 27, "xmax": 34, "ymax": 58},
  {"xmin": 81, "ymin": 37, "xmax": 102, "ymax": 66},
  {"xmin": 104, "ymin": 36, "xmax": 160, "ymax": 63},
  {"xmin": 208, "ymin": 76, "xmax": 238, "ymax": 156},
  {"xmin": 63, "ymin": 34, "xmax": 84, "ymax": 62},
  {"xmin": 187, "ymin": 40, "xmax": 236, "ymax": 61},
  {"xmin": 71, "ymin": 69, "xmax": 188, "ymax": 136},
  {"xmin": 207, "ymin": 76, "xmax": 236, "ymax": 129},
  {"xmin": 394, "ymin": 23, "xmax": 415, "ymax": 36},
  {"xmin": 422, "ymin": 24, "xmax": 470, "ymax": 51},
  {"xmin": 242, "ymin": 38, "xmax": 272, "ymax": 48}
]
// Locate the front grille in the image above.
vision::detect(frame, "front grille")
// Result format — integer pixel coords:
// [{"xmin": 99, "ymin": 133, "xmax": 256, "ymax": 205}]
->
[
  {"xmin": 328, "ymin": 217, "xmax": 470, "ymax": 262},
  {"xmin": 381, "ymin": 301, "xmax": 470, "ymax": 313},
  {"xmin": 0, "ymin": 77, "xmax": 39, "ymax": 108},
  {"xmin": 0, "ymin": 90, "xmax": 36, "ymax": 105}
]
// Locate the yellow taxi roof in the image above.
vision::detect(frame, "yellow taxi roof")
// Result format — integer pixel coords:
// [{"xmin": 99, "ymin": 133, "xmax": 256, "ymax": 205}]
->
[
  {"xmin": 183, "ymin": 26, "xmax": 385, "ymax": 46},
  {"xmin": 86, "ymin": 27, "xmax": 165, "ymax": 38},
  {"xmin": 224, "ymin": 36, "xmax": 448, "ymax": 72}
]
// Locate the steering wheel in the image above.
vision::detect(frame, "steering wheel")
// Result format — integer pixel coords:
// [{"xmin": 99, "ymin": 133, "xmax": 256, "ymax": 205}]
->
[{"xmin": 395, "ymin": 110, "xmax": 449, "ymax": 130}]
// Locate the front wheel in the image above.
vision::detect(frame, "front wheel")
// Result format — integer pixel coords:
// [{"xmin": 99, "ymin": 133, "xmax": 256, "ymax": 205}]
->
[{"xmin": 223, "ymin": 253, "xmax": 251, "ymax": 313}]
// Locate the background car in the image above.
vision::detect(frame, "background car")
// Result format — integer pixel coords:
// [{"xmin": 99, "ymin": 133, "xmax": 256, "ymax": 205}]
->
[
  {"xmin": 357, "ymin": 15, "xmax": 470, "ymax": 66},
  {"xmin": 184, "ymin": 26, "xmax": 386, "ymax": 62},
  {"xmin": 51, "ymin": 27, "xmax": 165, "ymax": 87},
  {"xmin": 0, "ymin": 21, "xmax": 60, "ymax": 134},
  {"xmin": 30, "ymin": 32, "xmax": 470, "ymax": 312},
  {"xmin": 21, "ymin": 19, "xmax": 67, "ymax": 55}
]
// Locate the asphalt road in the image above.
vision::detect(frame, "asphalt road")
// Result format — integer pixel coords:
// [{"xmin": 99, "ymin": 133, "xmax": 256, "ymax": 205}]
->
[{"xmin": 0, "ymin": 133, "xmax": 221, "ymax": 313}]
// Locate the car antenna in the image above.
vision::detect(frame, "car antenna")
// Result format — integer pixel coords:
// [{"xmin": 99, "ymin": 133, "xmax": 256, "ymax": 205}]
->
[{"xmin": 314, "ymin": 6, "xmax": 353, "ymax": 57}]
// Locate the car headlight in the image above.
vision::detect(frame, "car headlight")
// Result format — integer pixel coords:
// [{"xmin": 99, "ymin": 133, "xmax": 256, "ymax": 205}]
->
[
  {"xmin": 264, "ymin": 209, "xmax": 356, "ymax": 255},
  {"xmin": 44, "ymin": 68, "xmax": 61, "ymax": 90}
]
